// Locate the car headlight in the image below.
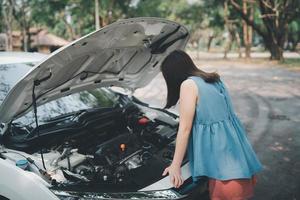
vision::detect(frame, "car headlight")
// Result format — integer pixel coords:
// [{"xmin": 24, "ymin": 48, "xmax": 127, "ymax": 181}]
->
[{"xmin": 51, "ymin": 189, "xmax": 185, "ymax": 200}]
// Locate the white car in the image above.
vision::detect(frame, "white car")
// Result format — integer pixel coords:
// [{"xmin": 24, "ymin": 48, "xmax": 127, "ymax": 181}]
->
[{"xmin": 0, "ymin": 18, "xmax": 208, "ymax": 200}]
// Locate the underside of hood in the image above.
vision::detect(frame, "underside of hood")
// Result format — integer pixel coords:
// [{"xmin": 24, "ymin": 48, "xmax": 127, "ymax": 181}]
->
[{"xmin": 0, "ymin": 18, "xmax": 189, "ymax": 124}]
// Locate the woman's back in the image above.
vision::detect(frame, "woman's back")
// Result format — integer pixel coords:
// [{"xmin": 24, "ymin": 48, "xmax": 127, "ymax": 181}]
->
[
  {"xmin": 187, "ymin": 76, "xmax": 262, "ymax": 181},
  {"xmin": 188, "ymin": 76, "xmax": 235, "ymax": 124}
]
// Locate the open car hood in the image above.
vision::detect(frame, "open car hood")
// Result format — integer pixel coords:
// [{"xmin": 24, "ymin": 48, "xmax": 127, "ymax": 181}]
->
[{"xmin": 0, "ymin": 18, "xmax": 189, "ymax": 123}]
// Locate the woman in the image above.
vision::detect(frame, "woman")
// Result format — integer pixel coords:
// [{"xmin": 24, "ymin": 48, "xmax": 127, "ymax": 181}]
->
[{"xmin": 161, "ymin": 50, "xmax": 262, "ymax": 200}]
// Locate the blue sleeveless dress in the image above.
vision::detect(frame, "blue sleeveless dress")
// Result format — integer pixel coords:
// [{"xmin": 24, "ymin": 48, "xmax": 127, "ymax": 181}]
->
[{"xmin": 187, "ymin": 76, "xmax": 262, "ymax": 181}]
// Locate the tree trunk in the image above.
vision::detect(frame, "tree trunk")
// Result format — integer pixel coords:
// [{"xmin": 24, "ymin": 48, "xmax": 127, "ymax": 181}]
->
[
  {"xmin": 269, "ymin": 45, "xmax": 283, "ymax": 61},
  {"xmin": 223, "ymin": 0, "xmax": 230, "ymax": 59},
  {"xmin": 2, "ymin": 2, "xmax": 13, "ymax": 51},
  {"xmin": 234, "ymin": 30, "xmax": 242, "ymax": 58},
  {"xmin": 264, "ymin": 38, "xmax": 284, "ymax": 61},
  {"xmin": 60, "ymin": 11, "xmax": 75, "ymax": 40},
  {"xmin": 248, "ymin": 4, "xmax": 253, "ymax": 57},
  {"xmin": 20, "ymin": 19, "xmax": 31, "ymax": 52},
  {"xmin": 265, "ymin": 22, "xmax": 288, "ymax": 61},
  {"xmin": 242, "ymin": 0, "xmax": 253, "ymax": 58},
  {"xmin": 25, "ymin": 25, "xmax": 31, "ymax": 51},
  {"xmin": 21, "ymin": 27, "xmax": 27, "ymax": 51},
  {"xmin": 95, "ymin": 0, "xmax": 100, "ymax": 30},
  {"xmin": 207, "ymin": 35, "xmax": 214, "ymax": 52}
]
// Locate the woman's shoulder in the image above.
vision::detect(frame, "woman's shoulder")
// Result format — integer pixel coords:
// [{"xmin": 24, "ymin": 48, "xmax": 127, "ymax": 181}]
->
[
  {"xmin": 187, "ymin": 76, "xmax": 205, "ymax": 86},
  {"xmin": 181, "ymin": 78, "xmax": 198, "ymax": 92},
  {"xmin": 188, "ymin": 75, "xmax": 204, "ymax": 81}
]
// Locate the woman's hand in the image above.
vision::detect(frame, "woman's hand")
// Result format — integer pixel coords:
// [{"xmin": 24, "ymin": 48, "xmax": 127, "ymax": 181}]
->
[{"xmin": 162, "ymin": 164, "xmax": 184, "ymax": 188}]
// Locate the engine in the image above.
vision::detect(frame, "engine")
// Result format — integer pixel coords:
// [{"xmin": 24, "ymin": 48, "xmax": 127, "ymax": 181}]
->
[
  {"xmin": 51, "ymin": 133, "xmax": 151, "ymax": 184},
  {"xmin": 43, "ymin": 113, "xmax": 179, "ymax": 189},
  {"xmin": 2, "ymin": 104, "xmax": 181, "ymax": 192}
]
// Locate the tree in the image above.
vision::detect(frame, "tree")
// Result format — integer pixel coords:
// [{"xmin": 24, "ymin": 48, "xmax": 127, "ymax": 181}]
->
[
  {"xmin": 95, "ymin": 0, "xmax": 100, "ymax": 29},
  {"xmin": 29, "ymin": 0, "xmax": 133, "ymax": 39},
  {"xmin": 242, "ymin": 0, "xmax": 253, "ymax": 58},
  {"xmin": 228, "ymin": 0, "xmax": 300, "ymax": 60},
  {"xmin": 30, "ymin": 0, "xmax": 77, "ymax": 40},
  {"xmin": 1, "ymin": 0, "xmax": 14, "ymax": 50},
  {"xmin": 224, "ymin": 0, "xmax": 242, "ymax": 58},
  {"xmin": 9, "ymin": 0, "xmax": 33, "ymax": 51},
  {"xmin": 287, "ymin": 19, "xmax": 300, "ymax": 51}
]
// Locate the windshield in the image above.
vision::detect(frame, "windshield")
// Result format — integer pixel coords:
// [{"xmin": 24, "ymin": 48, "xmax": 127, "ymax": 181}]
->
[
  {"xmin": 13, "ymin": 88, "xmax": 120, "ymax": 126},
  {"xmin": 0, "ymin": 62, "xmax": 35, "ymax": 103}
]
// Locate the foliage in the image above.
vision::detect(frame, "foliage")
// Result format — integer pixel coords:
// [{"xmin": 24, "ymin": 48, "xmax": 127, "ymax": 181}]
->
[
  {"xmin": 0, "ymin": 0, "xmax": 299, "ymax": 59},
  {"xmin": 228, "ymin": 0, "xmax": 300, "ymax": 60},
  {"xmin": 0, "ymin": 0, "xmax": 225, "ymax": 39},
  {"xmin": 280, "ymin": 58, "xmax": 300, "ymax": 68}
]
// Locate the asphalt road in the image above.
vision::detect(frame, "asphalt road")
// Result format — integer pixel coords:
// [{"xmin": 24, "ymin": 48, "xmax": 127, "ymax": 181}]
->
[{"xmin": 134, "ymin": 56, "xmax": 300, "ymax": 200}]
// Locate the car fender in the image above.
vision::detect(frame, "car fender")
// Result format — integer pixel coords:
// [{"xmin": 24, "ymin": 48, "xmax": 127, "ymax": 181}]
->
[{"xmin": 0, "ymin": 159, "xmax": 58, "ymax": 200}]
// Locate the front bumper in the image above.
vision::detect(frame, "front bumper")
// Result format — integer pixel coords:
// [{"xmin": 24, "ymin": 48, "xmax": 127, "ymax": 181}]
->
[
  {"xmin": 52, "ymin": 189, "xmax": 184, "ymax": 200},
  {"xmin": 51, "ymin": 177, "xmax": 208, "ymax": 200}
]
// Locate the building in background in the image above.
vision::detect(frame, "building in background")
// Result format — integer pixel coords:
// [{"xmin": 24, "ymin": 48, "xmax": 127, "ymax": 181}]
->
[{"xmin": 0, "ymin": 28, "xmax": 69, "ymax": 53}]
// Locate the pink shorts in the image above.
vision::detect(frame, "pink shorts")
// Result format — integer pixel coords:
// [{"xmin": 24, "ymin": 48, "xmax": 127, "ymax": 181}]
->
[{"xmin": 209, "ymin": 175, "xmax": 257, "ymax": 200}]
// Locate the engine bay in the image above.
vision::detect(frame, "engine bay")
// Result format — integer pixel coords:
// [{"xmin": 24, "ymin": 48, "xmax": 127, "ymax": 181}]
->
[{"xmin": 1, "ymin": 103, "xmax": 182, "ymax": 192}]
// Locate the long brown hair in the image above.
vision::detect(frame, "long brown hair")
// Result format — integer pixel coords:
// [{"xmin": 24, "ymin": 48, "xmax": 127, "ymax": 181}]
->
[{"xmin": 160, "ymin": 50, "xmax": 220, "ymax": 108}]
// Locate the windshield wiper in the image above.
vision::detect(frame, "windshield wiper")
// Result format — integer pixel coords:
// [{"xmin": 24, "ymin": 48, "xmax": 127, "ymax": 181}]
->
[
  {"xmin": 39, "ymin": 105, "xmax": 120, "ymax": 124},
  {"xmin": 43, "ymin": 109, "xmax": 89, "ymax": 123},
  {"xmin": 23, "ymin": 109, "xmax": 89, "ymax": 139},
  {"xmin": 24, "ymin": 105, "xmax": 119, "ymax": 139}
]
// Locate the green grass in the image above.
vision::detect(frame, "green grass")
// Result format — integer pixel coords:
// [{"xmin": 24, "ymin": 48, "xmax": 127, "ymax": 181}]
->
[{"xmin": 280, "ymin": 58, "xmax": 300, "ymax": 68}]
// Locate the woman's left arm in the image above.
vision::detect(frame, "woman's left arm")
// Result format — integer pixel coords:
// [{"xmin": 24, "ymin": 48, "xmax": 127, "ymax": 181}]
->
[{"xmin": 162, "ymin": 79, "xmax": 198, "ymax": 188}]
